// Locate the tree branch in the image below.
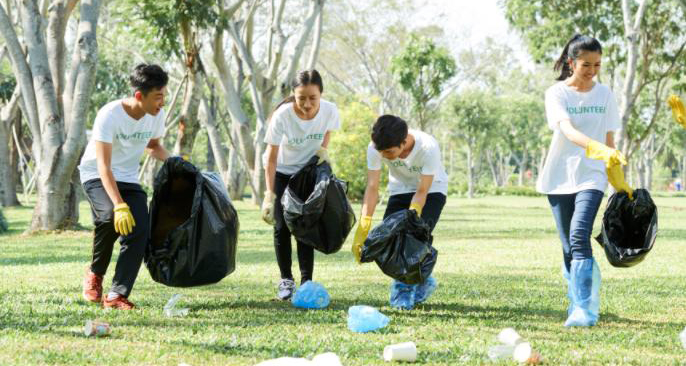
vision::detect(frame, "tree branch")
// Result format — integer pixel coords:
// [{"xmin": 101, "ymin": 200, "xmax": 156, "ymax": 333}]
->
[{"xmin": 0, "ymin": 2, "xmax": 40, "ymax": 150}]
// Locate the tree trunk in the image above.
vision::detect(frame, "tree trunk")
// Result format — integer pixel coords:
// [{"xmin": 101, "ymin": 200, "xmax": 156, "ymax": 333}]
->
[
  {"xmin": 7, "ymin": 116, "xmax": 21, "ymax": 206},
  {"xmin": 0, "ymin": 86, "xmax": 21, "ymax": 206},
  {"xmin": 173, "ymin": 23, "xmax": 202, "ymax": 156},
  {"xmin": 616, "ymin": 0, "xmax": 649, "ymax": 154},
  {"xmin": 227, "ymin": 147, "xmax": 247, "ymax": 200},
  {"xmin": 466, "ymin": 144, "xmax": 474, "ymax": 199}
]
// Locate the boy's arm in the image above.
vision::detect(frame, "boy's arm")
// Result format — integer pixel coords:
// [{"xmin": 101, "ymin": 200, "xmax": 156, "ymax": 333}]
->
[
  {"xmin": 96, "ymin": 141, "xmax": 124, "ymax": 205},
  {"xmin": 146, "ymin": 138, "xmax": 170, "ymax": 161},
  {"xmin": 410, "ymin": 174, "xmax": 435, "ymax": 216},
  {"xmin": 352, "ymin": 169, "xmax": 381, "ymax": 263},
  {"xmin": 360, "ymin": 169, "xmax": 381, "ymax": 217},
  {"xmin": 96, "ymin": 141, "xmax": 135, "ymax": 235}
]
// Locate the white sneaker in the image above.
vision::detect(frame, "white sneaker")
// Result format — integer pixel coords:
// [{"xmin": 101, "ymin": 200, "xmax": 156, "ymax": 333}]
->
[{"xmin": 277, "ymin": 278, "xmax": 296, "ymax": 300}]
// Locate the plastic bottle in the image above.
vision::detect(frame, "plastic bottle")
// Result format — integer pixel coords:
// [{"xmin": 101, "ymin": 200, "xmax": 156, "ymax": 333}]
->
[{"xmin": 347, "ymin": 305, "xmax": 390, "ymax": 332}]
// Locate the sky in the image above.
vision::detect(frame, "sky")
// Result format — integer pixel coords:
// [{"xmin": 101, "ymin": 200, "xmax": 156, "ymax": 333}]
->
[{"xmin": 409, "ymin": 0, "xmax": 532, "ymax": 66}]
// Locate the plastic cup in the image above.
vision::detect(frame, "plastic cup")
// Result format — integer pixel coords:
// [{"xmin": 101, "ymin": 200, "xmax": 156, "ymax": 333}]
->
[
  {"xmin": 84, "ymin": 320, "xmax": 111, "ymax": 337},
  {"xmin": 513, "ymin": 342, "xmax": 532, "ymax": 363},
  {"xmin": 383, "ymin": 342, "xmax": 417, "ymax": 362},
  {"xmin": 498, "ymin": 327, "xmax": 523, "ymax": 346}
]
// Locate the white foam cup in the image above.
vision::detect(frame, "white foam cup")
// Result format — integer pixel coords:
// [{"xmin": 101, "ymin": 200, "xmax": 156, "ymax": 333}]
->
[
  {"xmin": 383, "ymin": 342, "xmax": 417, "ymax": 362},
  {"xmin": 513, "ymin": 342, "xmax": 533, "ymax": 363}
]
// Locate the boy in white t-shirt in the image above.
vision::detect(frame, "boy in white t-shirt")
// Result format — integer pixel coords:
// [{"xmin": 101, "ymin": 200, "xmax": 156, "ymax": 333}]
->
[
  {"xmin": 537, "ymin": 34, "xmax": 632, "ymax": 327},
  {"xmin": 261, "ymin": 70, "xmax": 341, "ymax": 300},
  {"xmin": 79, "ymin": 64, "xmax": 170, "ymax": 310},
  {"xmin": 352, "ymin": 115, "xmax": 448, "ymax": 310}
]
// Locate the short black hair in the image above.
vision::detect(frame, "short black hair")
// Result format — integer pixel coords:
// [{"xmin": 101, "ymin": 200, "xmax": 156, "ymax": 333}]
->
[
  {"xmin": 372, "ymin": 115, "xmax": 408, "ymax": 150},
  {"xmin": 130, "ymin": 63, "xmax": 168, "ymax": 95}
]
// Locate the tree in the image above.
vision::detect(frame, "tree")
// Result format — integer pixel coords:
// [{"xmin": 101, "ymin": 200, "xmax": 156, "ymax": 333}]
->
[
  {"xmin": 0, "ymin": 0, "xmax": 102, "ymax": 231},
  {"xmin": 498, "ymin": 95, "xmax": 546, "ymax": 186},
  {"xmin": 392, "ymin": 35, "xmax": 456, "ymax": 131},
  {"xmin": 317, "ymin": 0, "xmax": 427, "ymax": 116},
  {"xmin": 135, "ymin": 0, "xmax": 220, "ymax": 157},
  {"xmin": 447, "ymin": 90, "xmax": 498, "ymax": 198}
]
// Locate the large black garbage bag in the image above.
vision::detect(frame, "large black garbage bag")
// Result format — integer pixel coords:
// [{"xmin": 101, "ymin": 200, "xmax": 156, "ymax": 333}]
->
[
  {"xmin": 281, "ymin": 157, "xmax": 356, "ymax": 254},
  {"xmin": 146, "ymin": 157, "xmax": 239, "ymax": 287},
  {"xmin": 595, "ymin": 189, "xmax": 657, "ymax": 268},
  {"xmin": 360, "ymin": 209, "xmax": 437, "ymax": 285}
]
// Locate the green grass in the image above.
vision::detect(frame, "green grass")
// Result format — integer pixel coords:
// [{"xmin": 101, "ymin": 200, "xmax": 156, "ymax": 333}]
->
[{"xmin": 1, "ymin": 195, "xmax": 685, "ymax": 365}]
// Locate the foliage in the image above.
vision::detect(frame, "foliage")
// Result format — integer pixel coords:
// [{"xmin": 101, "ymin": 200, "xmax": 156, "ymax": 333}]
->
[
  {"xmin": 329, "ymin": 101, "xmax": 386, "ymax": 200},
  {"xmin": 391, "ymin": 35, "xmax": 456, "ymax": 129},
  {"xmin": 87, "ymin": 55, "xmax": 132, "ymax": 126},
  {"xmin": 134, "ymin": 0, "xmax": 221, "ymax": 57}
]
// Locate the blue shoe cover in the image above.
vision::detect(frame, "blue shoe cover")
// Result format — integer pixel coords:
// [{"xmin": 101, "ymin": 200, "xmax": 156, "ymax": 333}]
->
[
  {"xmin": 415, "ymin": 276, "xmax": 437, "ymax": 304},
  {"xmin": 291, "ymin": 281, "xmax": 330, "ymax": 309},
  {"xmin": 389, "ymin": 280, "xmax": 416, "ymax": 310},
  {"xmin": 562, "ymin": 263, "xmax": 573, "ymax": 316},
  {"xmin": 564, "ymin": 258, "xmax": 600, "ymax": 327}
]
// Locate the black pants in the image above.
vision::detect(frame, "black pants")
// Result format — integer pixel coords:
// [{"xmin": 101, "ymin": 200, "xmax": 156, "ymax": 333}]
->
[
  {"xmin": 273, "ymin": 172, "xmax": 314, "ymax": 283},
  {"xmin": 83, "ymin": 179, "xmax": 149, "ymax": 298},
  {"xmin": 383, "ymin": 192, "xmax": 447, "ymax": 241}
]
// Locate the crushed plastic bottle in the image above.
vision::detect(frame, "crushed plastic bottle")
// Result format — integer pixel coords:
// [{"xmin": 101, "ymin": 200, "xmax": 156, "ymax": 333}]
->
[
  {"xmin": 291, "ymin": 281, "xmax": 330, "ymax": 309},
  {"xmin": 680, "ymin": 327, "xmax": 686, "ymax": 350},
  {"xmin": 164, "ymin": 294, "xmax": 190, "ymax": 317},
  {"xmin": 347, "ymin": 305, "xmax": 390, "ymax": 333},
  {"xmin": 487, "ymin": 344, "xmax": 514, "ymax": 361}
]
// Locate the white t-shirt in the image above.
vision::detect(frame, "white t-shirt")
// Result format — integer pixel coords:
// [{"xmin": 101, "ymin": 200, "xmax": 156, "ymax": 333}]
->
[
  {"xmin": 263, "ymin": 99, "xmax": 341, "ymax": 175},
  {"xmin": 79, "ymin": 100, "xmax": 165, "ymax": 184},
  {"xmin": 536, "ymin": 82, "xmax": 621, "ymax": 194},
  {"xmin": 367, "ymin": 129, "xmax": 449, "ymax": 196}
]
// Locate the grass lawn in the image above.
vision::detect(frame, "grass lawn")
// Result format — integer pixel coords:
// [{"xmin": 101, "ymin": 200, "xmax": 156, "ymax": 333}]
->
[{"xmin": 1, "ymin": 195, "xmax": 685, "ymax": 365}]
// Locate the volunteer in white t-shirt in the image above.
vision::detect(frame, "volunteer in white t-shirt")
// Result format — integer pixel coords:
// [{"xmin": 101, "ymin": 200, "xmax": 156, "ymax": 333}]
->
[
  {"xmin": 78, "ymin": 64, "xmax": 171, "ymax": 310},
  {"xmin": 261, "ymin": 69, "xmax": 341, "ymax": 300},
  {"xmin": 536, "ymin": 34, "xmax": 632, "ymax": 327},
  {"xmin": 352, "ymin": 115, "xmax": 448, "ymax": 310}
]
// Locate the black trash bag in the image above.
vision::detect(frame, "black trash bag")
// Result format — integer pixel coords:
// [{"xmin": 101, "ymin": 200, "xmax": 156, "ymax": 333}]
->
[
  {"xmin": 146, "ymin": 157, "xmax": 239, "ymax": 287},
  {"xmin": 360, "ymin": 209, "xmax": 437, "ymax": 285},
  {"xmin": 595, "ymin": 189, "xmax": 657, "ymax": 268},
  {"xmin": 281, "ymin": 157, "xmax": 356, "ymax": 254}
]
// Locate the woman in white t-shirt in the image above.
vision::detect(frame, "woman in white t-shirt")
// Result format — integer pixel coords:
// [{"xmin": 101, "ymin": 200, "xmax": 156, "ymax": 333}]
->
[
  {"xmin": 536, "ymin": 34, "xmax": 632, "ymax": 327},
  {"xmin": 261, "ymin": 69, "xmax": 341, "ymax": 300}
]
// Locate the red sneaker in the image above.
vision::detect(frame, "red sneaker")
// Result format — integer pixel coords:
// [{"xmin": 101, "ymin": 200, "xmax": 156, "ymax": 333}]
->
[
  {"xmin": 103, "ymin": 294, "xmax": 135, "ymax": 310},
  {"xmin": 82, "ymin": 269, "xmax": 103, "ymax": 303}
]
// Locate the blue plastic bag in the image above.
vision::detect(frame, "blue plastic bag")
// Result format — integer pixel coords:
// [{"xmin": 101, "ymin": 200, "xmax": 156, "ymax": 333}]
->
[
  {"xmin": 347, "ymin": 305, "xmax": 390, "ymax": 332},
  {"xmin": 292, "ymin": 281, "xmax": 330, "ymax": 309}
]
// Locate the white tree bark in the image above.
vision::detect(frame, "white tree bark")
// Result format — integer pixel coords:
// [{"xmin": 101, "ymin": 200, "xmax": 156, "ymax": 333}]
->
[
  {"xmin": 0, "ymin": 86, "xmax": 21, "ymax": 206},
  {"xmin": 0, "ymin": 0, "xmax": 101, "ymax": 230},
  {"xmin": 280, "ymin": 0, "xmax": 323, "ymax": 97},
  {"xmin": 617, "ymin": 0, "xmax": 649, "ymax": 154}
]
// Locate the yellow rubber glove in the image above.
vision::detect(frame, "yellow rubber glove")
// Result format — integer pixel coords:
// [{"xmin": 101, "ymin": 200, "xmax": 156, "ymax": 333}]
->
[
  {"xmin": 607, "ymin": 165, "xmax": 634, "ymax": 200},
  {"xmin": 352, "ymin": 216, "xmax": 372, "ymax": 263},
  {"xmin": 113, "ymin": 203, "xmax": 135, "ymax": 236},
  {"xmin": 667, "ymin": 94, "xmax": 686, "ymax": 128},
  {"xmin": 261, "ymin": 191, "xmax": 276, "ymax": 225},
  {"xmin": 315, "ymin": 147, "xmax": 330, "ymax": 165},
  {"xmin": 409, "ymin": 202, "xmax": 423, "ymax": 217},
  {"xmin": 586, "ymin": 140, "xmax": 627, "ymax": 168}
]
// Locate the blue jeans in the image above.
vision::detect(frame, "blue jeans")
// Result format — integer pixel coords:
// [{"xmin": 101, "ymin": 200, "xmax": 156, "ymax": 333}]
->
[{"xmin": 547, "ymin": 190, "xmax": 604, "ymax": 272}]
